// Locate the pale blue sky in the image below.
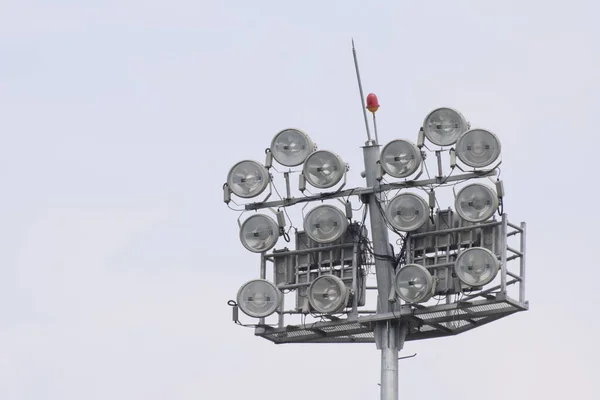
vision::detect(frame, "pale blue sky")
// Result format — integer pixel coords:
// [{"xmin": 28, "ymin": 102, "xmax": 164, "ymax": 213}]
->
[{"xmin": 1, "ymin": 1, "xmax": 599, "ymax": 399}]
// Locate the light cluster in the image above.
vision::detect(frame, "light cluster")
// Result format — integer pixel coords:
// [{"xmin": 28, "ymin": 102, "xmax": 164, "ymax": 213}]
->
[{"xmin": 225, "ymin": 107, "xmax": 507, "ymax": 318}]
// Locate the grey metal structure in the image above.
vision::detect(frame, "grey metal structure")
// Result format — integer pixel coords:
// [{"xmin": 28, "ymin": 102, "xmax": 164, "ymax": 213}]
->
[
  {"xmin": 248, "ymin": 213, "xmax": 526, "ymax": 344},
  {"xmin": 224, "ymin": 42, "xmax": 528, "ymax": 400}
]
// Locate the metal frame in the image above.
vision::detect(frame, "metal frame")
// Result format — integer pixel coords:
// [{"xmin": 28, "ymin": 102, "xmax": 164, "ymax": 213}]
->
[
  {"xmin": 244, "ymin": 169, "xmax": 497, "ymax": 211},
  {"xmin": 232, "ymin": 214, "xmax": 527, "ymax": 344},
  {"xmin": 254, "ymin": 295, "xmax": 525, "ymax": 344}
]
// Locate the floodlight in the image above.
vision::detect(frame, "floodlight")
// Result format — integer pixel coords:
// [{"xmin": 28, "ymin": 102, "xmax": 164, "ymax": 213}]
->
[
  {"xmin": 227, "ymin": 160, "xmax": 270, "ymax": 198},
  {"xmin": 423, "ymin": 108, "xmax": 469, "ymax": 146},
  {"xmin": 380, "ymin": 139, "xmax": 422, "ymax": 178},
  {"xmin": 394, "ymin": 264, "xmax": 434, "ymax": 303},
  {"xmin": 385, "ymin": 193, "xmax": 429, "ymax": 232},
  {"xmin": 307, "ymin": 275, "xmax": 348, "ymax": 313},
  {"xmin": 455, "ymin": 183, "xmax": 498, "ymax": 223},
  {"xmin": 454, "ymin": 247, "xmax": 499, "ymax": 287},
  {"xmin": 270, "ymin": 128, "xmax": 316, "ymax": 167},
  {"xmin": 239, "ymin": 214, "xmax": 279, "ymax": 253},
  {"xmin": 303, "ymin": 205, "xmax": 348, "ymax": 243},
  {"xmin": 456, "ymin": 129, "xmax": 501, "ymax": 168},
  {"xmin": 302, "ymin": 150, "xmax": 346, "ymax": 189},
  {"xmin": 236, "ymin": 279, "xmax": 282, "ymax": 318}
]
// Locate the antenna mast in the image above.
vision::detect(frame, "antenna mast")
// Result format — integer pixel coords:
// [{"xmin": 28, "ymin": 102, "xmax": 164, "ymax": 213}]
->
[{"xmin": 352, "ymin": 39, "xmax": 373, "ymax": 143}]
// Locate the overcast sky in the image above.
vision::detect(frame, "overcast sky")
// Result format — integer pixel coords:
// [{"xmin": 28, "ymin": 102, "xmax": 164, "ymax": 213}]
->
[{"xmin": 1, "ymin": 1, "xmax": 599, "ymax": 399}]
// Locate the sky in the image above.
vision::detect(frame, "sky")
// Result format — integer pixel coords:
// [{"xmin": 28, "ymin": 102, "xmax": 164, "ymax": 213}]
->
[{"xmin": 1, "ymin": 1, "xmax": 599, "ymax": 399}]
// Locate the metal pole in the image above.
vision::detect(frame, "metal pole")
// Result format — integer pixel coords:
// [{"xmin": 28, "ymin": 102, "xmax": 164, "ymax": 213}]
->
[
  {"xmin": 352, "ymin": 39, "xmax": 372, "ymax": 142},
  {"xmin": 519, "ymin": 221, "xmax": 527, "ymax": 303},
  {"xmin": 500, "ymin": 214, "xmax": 508, "ymax": 294},
  {"xmin": 363, "ymin": 141, "xmax": 401, "ymax": 400}
]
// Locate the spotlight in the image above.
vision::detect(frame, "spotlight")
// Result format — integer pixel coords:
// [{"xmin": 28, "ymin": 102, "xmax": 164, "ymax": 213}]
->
[
  {"xmin": 423, "ymin": 108, "xmax": 469, "ymax": 146},
  {"xmin": 385, "ymin": 193, "xmax": 429, "ymax": 232},
  {"xmin": 307, "ymin": 275, "xmax": 348, "ymax": 313},
  {"xmin": 239, "ymin": 214, "xmax": 279, "ymax": 253},
  {"xmin": 394, "ymin": 264, "xmax": 434, "ymax": 303},
  {"xmin": 380, "ymin": 139, "xmax": 422, "ymax": 178},
  {"xmin": 455, "ymin": 129, "xmax": 501, "ymax": 168},
  {"xmin": 270, "ymin": 128, "xmax": 316, "ymax": 167},
  {"xmin": 236, "ymin": 279, "xmax": 282, "ymax": 318},
  {"xmin": 227, "ymin": 160, "xmax": 270, "ymax": 198},
  {"xmin": 455, "ymin": 183, "xmax": 498, "ymax": 223},
  {"xmin": 454, "ymin": 247, "xmax": 499, "ymax": 287},
  {"xmin": 303, "ymin": 205, "xmax": 348, "ymax": 243},
  {"xmin": 302, "ymin": 150, "xmax": 346, "ymax": 189}
]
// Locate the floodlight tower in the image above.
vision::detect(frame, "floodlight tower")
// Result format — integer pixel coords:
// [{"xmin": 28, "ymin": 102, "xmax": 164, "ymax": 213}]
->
[{"xmin": 222, "ymin": 42, "xmax": 528, "ymax": 400}]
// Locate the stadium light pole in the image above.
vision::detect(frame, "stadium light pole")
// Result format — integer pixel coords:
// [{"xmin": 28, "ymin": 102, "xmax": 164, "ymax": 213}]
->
[
  {"xmin": 223, "ymin": 40, "xmax": 528, "ymax": 400},
  {"xmin": 354, "ymin": 40, "xmax": 402, "ymax": 398}
]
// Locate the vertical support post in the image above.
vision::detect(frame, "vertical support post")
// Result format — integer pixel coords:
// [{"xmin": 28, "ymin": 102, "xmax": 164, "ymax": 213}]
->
[
  {"xmin": 259, "ymin": 254, "xmax": 267, "ymax": 325},
  {"xmin": 284, "ymin": 172, "xmax": 291, "ymax": 199},
  {"xmin": 380, "ymin": 320, "xmax": 407, "ymax": 400},
  {"xmin": 363, "ymin": 142, "xmax": 399, "ymax": 400},
  {"xmin": 500, "ymin": 214, "xmax": 508, "ymax": 294},
  {"xmin": 351, "ymin": 242, "xmax": 359, "ymax": 319},
  {"xmin": 435, "ymin": 150, "xmax": 443, "ymax": 179},
  {"xmin": 278, "ymin": 294, "xmax": 285, "ymax": 328},
  {"xmin": 260, "ymin": 253, "xmax": 267, "ymax": 279},
  {"xmin": 519, "ymin": 222, "xmax": 527, "ymax": 303}
]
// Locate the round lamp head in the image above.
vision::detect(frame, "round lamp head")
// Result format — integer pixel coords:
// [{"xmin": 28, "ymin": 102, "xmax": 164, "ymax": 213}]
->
[
  {"xmin": 456, "ymin": 129, "xmax": 501, "ymax": 168},
  {"xmin": 385, "ymin": 193, "xmax": 429, "ymax": 232},
  {"xmin": 455, "ymin": 183, "xmax": 498, "ymax": 223},
  {"xmin": 308, "ymin": 275, "xmax": 348, "ymax": 313},
  {"xmin": 423, "ymin": 107, "xmax": 469, "ymax": 146},
  {"xmin": 270, "ymin": 128, "xmax": 316, "ymax": 167},
  {"xmin": 236, "ymin": 279, "xmax": 281, "ymax": 318},
  {"xmin": 394, "ymin": 264, "xmax": 434, "ymax": 303},
  {"xmin": 227, "ymin": 160, "xmax": 270, "ymax": 198},
  {"xmin": 303, "ymin": 205, "xmax": 348, "ymax": 243},
  {"xmin": 239, "ymin": 214, "xmax": 279, "ymax": 253},
  {"xmin": 302, "ymin": 150, "xmax": 346, "ymax": 189},
  {"xmin": 454, "ymin": 247, "xmax": 499, "ymax": 287},
  {"xmin": 380, "ymin": 139, "xmax": 422, "ymax": 178}
]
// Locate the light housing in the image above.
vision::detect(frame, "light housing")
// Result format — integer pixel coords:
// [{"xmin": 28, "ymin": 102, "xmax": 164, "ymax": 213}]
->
[
  {"xmin": 270, "ymin": 128, "xmax": 316, "ymax": 167},
  {"xmin": 423, "ymin": 108, "xmax": 469, "ymax": 146},
  {"xmin": 239, "ymin": 214, "xmax": 279, "ymax": 253},
  {"xmin": 236, "ymin": 279, "xmax": 282, "ymax": 318},
  {"xmin": 307, "ymin": 275, "xmax": 348, "ymax": 313},
  {"xmin": 455, "ymin": 183, "xmax": 498, "ymax": 223},
  {"xmin": 226, "ymin": 160, "xmax": 270, "ymax": 198},
  {"xmin": 456, "ymin": 129, "xmax": 501, "ymax": 168},
  {"xmin": 454, "ymin": 247, "xmax": 499, "ymax": 287},
  {"xmin": 385, "ymin": 193, "xmax": 429, "ymax": 232},
  {"xmin": 302, "ymin": 150, "xmax": 346, "ymax": 189},
  {"xmin": 380, "ymin": 139, "xmax": 422, "ymax": 178},
  {"xmin": 394, "ymin": 264, "xmax": 434, "ymax": 303},
  {"xmin": 303, "ymin": 205, "xmax": 348, "ymax": 243}
]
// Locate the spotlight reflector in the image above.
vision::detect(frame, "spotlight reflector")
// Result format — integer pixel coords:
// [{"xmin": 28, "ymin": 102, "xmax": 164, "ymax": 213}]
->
[
  {"xmin": 394, "ymin": 264, "xmax": 434, "ymax": 303},
  {"xmin": 303, "ymin": 205, "xmax": 348, "ymax": 243},
  {"xmin": 455, "ymin": 183, "xmax": 498, "ymax": 223},
  {"xmin": 270, "ymin": 128, "xmax": 316, "ymax": 167},
  {"xmin": 423, "ymin": 108, "xmax": 468, "ymax": 146},
  {"xmin": 239, "ymin": 214, "xmax": 279, "ymax": 253},
  {"xmin": 236, "ymin": 279, "xmax": 281, "ymax": 318},
  {"xmin": 227, "ymin": 160, "xmax": 269, "ymax": 198},
  {"xmin": 303, "ymin": 150, "xmax": 345, "ymax": 189},
  {"xmin": 456, "ymin": 129, "xmax": 501, "ymax": 168},
  {"xmin": 385, "ymin": 193, "xmax": 429, "ymax": 232},
  {"xmin": 454, "ymin": 247, "xmax": 499, "ymax": 287},
  {"xmin": 307, "ymin": 275, "xmax": 348, "ymax": 313},
  {"xmin": 380, "ymin": 139, "xmax": 422, "ymax": 178}
]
